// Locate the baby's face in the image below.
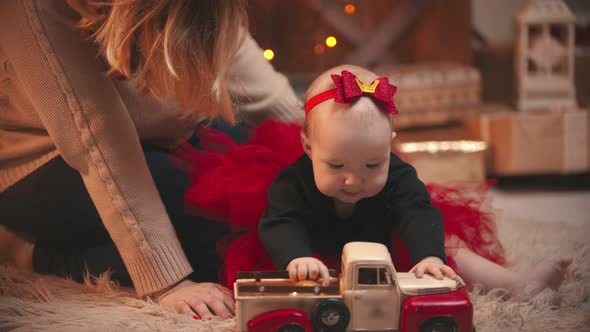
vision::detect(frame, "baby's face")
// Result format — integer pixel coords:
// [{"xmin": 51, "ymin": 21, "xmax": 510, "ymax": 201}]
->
[{"xmin": 306, "ymin": 103, "xmax": 393, "ymax": 204}]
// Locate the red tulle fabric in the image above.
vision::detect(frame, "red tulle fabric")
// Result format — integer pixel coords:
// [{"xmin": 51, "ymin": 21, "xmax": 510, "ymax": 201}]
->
[{"xmin": 177, "ymin": 120, "xmax": 505, "ymax": 288}]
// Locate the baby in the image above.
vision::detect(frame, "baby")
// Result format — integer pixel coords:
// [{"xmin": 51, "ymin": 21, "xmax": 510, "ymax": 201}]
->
[
  {"xmin": 259, "ymin": 65, "xmax": 458, "ymax": 285},
  {"xmin": 257, "ymin": 64, "xmax": 571, "ymax": 295}
]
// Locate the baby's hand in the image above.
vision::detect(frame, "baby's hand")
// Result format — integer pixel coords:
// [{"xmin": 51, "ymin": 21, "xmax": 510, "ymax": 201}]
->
[
  {"xmin": 410, "ymin": 256, "xmax": 459, "ymax": 281},
  {"xmin": 287, "ymin": 257, "xmax": 331, "ymax": 286}
]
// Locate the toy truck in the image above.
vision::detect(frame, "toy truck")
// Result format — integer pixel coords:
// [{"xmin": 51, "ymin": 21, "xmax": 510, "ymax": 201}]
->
[{"xmin": 234, "ymin": 242, "xmax": 473, "ymax": 332}]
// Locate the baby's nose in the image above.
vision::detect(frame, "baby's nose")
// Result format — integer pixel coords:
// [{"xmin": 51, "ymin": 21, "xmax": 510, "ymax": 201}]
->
[{"xmin": 344, "ymin": 174, "xmax": 362, "ymax": 186}]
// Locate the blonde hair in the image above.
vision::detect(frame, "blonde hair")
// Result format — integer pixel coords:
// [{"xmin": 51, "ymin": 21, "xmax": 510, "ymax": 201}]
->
[
  {"xmin": 303, "ymin": 64, "xmax": 393, "ymax": 137},
  {"xmin": 67, "ymin": 0, "xmax": 247, "ymax": 123}
]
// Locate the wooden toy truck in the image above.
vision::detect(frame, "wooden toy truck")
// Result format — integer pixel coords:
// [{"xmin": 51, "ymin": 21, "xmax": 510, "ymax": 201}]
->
[{"xmin": 234, "ymin": 242, "xmax": 473, "ymax": 332}]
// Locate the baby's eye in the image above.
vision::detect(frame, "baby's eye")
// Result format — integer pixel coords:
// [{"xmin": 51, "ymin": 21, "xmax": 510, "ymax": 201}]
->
[
  {"xmin": 328, "ymin": 163, "xmax": 344, "ymax": 169},
  {"xmin": 366, "ymin": 163, "xmax": 380, "ymax": 169}
]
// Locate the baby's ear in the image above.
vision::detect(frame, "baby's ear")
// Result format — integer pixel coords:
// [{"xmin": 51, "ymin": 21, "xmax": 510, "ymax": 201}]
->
[
  {"xmin": 301, "ymin": 132, "xmax": 312, "ymax": 156},
  {"xmin": 391, "ymin": 131, "xmax": 397, "ymax": 142}
]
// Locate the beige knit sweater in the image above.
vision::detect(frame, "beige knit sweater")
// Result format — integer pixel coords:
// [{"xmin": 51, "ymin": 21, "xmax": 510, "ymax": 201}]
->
[{"xmin": 0, "ymin": 0, "xmax": 303, "ymax": 296}]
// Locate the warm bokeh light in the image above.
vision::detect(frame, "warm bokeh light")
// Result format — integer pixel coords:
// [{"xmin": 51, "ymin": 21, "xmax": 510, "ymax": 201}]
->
[
  {"xmin": 344, "ymin": 4, "xmax": 356, "ymax": 15},
  {"xmin": 325, "ymin": 36, "xmax": 337, "ymax": 48},
  {"xmin": 313, "ymin": 44, "xmax": 325, "ymax": 55},
  {"xmin": 263, "ymin": 49, "xmax": 275, "ymax": 61}
]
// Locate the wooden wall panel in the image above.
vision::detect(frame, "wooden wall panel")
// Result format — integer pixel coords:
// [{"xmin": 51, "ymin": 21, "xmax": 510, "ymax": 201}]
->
[{"xmin": 247, "ymin": 0, "xmax": 472, "ymax": 73}]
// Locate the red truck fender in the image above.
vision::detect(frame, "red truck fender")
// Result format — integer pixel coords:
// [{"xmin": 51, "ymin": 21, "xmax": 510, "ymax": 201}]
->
[
  {"xmin": 247, "ymin": 308, "xmax": 313, "ymax": 332},
  {"xmin": 400, "ymin": 288, "xmax": 474, "ymax": 332}
]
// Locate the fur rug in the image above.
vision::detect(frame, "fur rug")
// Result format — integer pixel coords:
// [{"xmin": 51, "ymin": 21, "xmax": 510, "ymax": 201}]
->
[{"xmin": 1, "ymin": 218, "xmax": 589, "ymax": 332}]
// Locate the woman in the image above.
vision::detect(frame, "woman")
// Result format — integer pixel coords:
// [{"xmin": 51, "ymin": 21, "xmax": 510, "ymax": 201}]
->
[{"xmin": 0, "ymin": 0, "xmax": 302, "ymax": 318}]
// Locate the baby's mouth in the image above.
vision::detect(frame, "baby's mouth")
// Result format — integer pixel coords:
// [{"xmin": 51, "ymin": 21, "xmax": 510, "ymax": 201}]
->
[{"xmin": 341, "ymin": 189, "xmax": 360, "ymax": 196}]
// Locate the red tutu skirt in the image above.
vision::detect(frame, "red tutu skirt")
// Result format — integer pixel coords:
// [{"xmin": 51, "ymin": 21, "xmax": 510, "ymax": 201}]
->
[{"xmin": 176, "ymin": 120, "xmax": 505, "ymax": 288}]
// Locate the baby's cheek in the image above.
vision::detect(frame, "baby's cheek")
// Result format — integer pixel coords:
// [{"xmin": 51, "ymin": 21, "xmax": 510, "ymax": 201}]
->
[
  {"xmin": 316, "ymin": 176, "xmax": 339, "ymax": 197},
  {"xmin": 368, "ymin": 173, "xmax": 388, "ymax": 195},
  {"xmin": 314, "ymin": 175, "xmax": 330, "ymax": 195}
]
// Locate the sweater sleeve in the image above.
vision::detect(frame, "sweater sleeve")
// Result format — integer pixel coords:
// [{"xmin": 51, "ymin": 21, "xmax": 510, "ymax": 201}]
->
[
  {"xmin": 0, "ymin": 0, "xmax": 192, "ymax": 296},
  {"xmin": 226, "ymin": 30, "xmax": 304, "ymax": 126},
  {"xmin": 258, "ymin": 171, "xmax": 313, "ymax": 269},
  {"xmin": 386, "ymin": 154, "xmax": 447, "ymax": 265}
]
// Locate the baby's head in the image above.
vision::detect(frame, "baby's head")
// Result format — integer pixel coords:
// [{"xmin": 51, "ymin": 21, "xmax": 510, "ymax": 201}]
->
[{"xmin": 302, "ymin": 64, "xmax": 397, "ymax": 204}]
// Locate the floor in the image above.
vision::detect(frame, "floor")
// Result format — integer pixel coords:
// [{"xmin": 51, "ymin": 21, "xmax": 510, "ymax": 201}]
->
[{"xmin": 488, "ymin": 174, "xmax": 590, "ymax": 225}]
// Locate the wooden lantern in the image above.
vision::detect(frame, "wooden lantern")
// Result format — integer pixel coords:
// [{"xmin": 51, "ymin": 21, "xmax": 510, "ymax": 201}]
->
[{"xmin": 515, "ymin": 0, "xmax": 577, "ymax": 111}]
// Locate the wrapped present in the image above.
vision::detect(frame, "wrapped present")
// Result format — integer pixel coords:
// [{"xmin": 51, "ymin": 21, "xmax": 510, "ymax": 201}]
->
[
  {"xmin": 399, "ymin": 140, "xmax": 487, "ymax": 184},
  {"xmin": 377, "ymin": 63, "xmax": 481, "ymax": 129},
  {"xmin": 464, "ymin": 103, "xmax": 514, "ymax": 144},
  {"xmin": 397, "ymin": 124, "xmax": 474, "ymax": 142},
  {"xmin": 467, "ymin": 109, "xmax": 589, "ymax": 175}
]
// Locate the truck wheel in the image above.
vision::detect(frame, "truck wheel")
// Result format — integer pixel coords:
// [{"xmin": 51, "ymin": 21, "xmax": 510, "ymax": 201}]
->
[
  {"xmin": 312, "ymin": 299, "xmax": 350, "ymax": 332},
  {"xmin": 277, "ymin": 324, "xmax": 306, "ymax": 332},
  {"xmin": 419, "ymin": 317, "xmax": 457, "ymax": 332}
]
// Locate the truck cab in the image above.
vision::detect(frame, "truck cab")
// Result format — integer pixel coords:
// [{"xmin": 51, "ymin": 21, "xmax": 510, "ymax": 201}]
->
[
  {"xmin": 340, "ymin": 242, "xmax": 462, "ymax": 331},
  {"xmin": 341, "ymin": 242, "xmax": 401, "ymax": 330}
]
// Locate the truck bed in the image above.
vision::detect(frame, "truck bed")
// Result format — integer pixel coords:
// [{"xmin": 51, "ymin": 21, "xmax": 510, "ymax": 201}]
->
[
  {"xmin": 235, "ymin": 270, "xmax": 340, "ymax": 298},
  {"xmin": 234, "ymin": 271, "xmax": 342, "ymax": 331}
]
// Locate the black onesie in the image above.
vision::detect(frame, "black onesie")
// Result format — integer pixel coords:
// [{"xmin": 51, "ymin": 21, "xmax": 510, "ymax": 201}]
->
[{"xmin": 258, "ymin": 153, "xmax": 446, "ymax": 269}]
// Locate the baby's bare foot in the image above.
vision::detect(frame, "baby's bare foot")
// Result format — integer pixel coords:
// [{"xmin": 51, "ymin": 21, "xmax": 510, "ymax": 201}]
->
[{"xmin": 519, "ymin": 256, "xmax": 572, "ymax": 296}]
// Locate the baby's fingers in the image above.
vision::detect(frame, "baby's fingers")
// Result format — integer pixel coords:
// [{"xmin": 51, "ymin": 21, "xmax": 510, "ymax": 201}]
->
[
  {"xmin": 427, "ymin": 265, "xmax": 444, "ymax": 280},
  {"xmin": 288, "ymin": 263, "xmax": 299, "ymax": 282},
  {"xmin": 413, "ymin": 264, "xmax": 426, "ymax": 278},
  {"xmin": 297, "ymin": 264, "xmax": 308, "ymax": 281},
  {"xmin": 318, "ymin": 262, "xmax": 331, "ymax": 286},
  {"xmin": 308, "ymin": 262, "xmax": 320, "ymax": 280},
  {"xmin": 441, "ymin": 265, "xmax": 458, "ymax": 280}
]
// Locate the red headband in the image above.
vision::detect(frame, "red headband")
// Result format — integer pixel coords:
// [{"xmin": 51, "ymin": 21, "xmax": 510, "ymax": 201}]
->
[{"xmin": 304, "ymin": 70, "xmax": 399, "ymax": 116}]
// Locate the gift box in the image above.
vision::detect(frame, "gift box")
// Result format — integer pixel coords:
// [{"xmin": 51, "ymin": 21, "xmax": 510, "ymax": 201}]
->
[
  {"xmin": 377, "ymin": 63, "xmax": 481, "ymax": 129},
  {"xmin": 398, "ymin": 140, "xmax": 487, "ymax": 184},
  {"xmin": 464, "ymin": 103, "xmax": 514, "ymax": 142},
  {"xmin": 467, "ymin": 108, "xmax": 590, "ymax": 175}
]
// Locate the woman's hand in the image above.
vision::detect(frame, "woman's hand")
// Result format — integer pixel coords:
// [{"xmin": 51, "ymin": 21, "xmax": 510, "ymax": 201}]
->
[
  {"xmin": 156, "ymin": 279, "xmax": 235, "ymax": 319},
  {"xmin": 410, "ymin": 256, "xmax": 459, "ymax": 281},
  {"xmin": 287, "ymin": 257, "xmax": 331, "ymax": 286}
]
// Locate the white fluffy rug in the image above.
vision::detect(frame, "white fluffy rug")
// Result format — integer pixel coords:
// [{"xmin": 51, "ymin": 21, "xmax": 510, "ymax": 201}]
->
[{"xmin": 1, "ymin": 218, "xmax": 589, "ymax": 332}]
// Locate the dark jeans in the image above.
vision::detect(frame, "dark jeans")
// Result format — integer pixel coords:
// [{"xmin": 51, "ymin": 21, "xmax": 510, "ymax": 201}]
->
[{"xmin": 0, "ymin": 121, "xmax": 248, "ymax": 287}]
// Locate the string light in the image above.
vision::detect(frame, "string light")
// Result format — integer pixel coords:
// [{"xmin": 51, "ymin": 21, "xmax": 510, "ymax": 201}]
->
[
  {"xmin": 325, "ymin": 36, "xmax": 337, "ymax": 48},
  {"xmin": 344, "ymin": 4, "xmax": 356, "ymax": 15},
  {"xmin": 263, "ymin": 49, "xmax": 275, "ymax": 61},
  {"xmin": 400, "ymin": 141, "xmax": 487, "ymax": 154}
]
